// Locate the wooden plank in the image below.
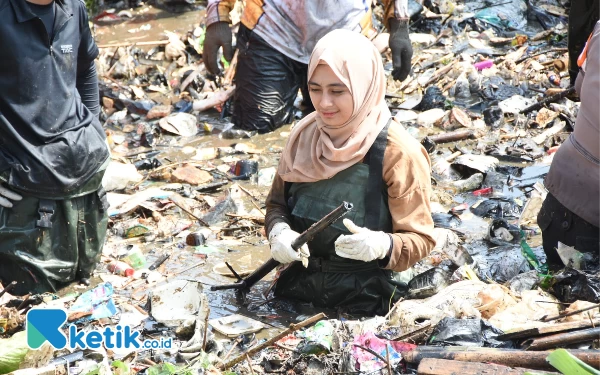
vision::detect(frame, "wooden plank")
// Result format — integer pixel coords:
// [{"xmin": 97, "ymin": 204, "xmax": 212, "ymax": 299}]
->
[
  {"xmin": 404, "ymin": 347, "xmax": 600, "ymax": 371},
  {"xmin": 417, "ymin": 358, "xmax": 528, "ymax": 375},
  {"xmin": 498, "ymin": 319, "xmax": 600, "ymax": 341}
]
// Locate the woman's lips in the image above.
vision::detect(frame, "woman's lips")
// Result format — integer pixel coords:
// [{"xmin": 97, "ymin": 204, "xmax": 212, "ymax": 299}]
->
[{"xmin": 321, "ymin": 111, "xmax": 337, "ymax": 118}]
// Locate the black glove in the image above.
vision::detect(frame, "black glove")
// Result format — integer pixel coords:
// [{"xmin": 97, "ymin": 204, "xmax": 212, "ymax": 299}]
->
[
  {"xmin": 203, "ymin": 21, "xmax": 234, "ymax": 76},
  {"xmin": 389, "ymin": 18, "xmax": 413, "ymax": 81}
]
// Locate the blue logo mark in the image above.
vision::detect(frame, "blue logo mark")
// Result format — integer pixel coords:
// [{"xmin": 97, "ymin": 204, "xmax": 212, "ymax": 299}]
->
[
  {"xmin": 26, "ymin": 309, "xmax": 68, "ymax": 349},
  {"xmin": 26, "ymin": 308, "xmax": 171, "ymax": 350}
]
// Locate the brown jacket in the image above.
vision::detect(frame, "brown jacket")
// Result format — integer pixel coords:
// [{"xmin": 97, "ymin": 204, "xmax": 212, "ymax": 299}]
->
[
  {"xmin": 265, "ymin": 121, "xmax": 436, "ymax": 272},
  {"xmin": 545, "ymin": 21, "xmax": 600, "ymax": 227}
]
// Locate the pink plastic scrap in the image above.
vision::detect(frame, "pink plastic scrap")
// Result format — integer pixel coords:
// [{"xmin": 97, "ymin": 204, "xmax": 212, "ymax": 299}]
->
[
  {"xmin": 474, "ymin": 60, "xmax": 494, "ymax": 70},
  {"xmin": 351, "ymin": 331, "xmax": 417, "ymax": 371}
]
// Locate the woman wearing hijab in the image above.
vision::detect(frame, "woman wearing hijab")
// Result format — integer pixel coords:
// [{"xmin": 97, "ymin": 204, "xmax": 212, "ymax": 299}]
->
[{"xmin": 265, "ymin": 29, "xmax": 435, "ymax": 315}]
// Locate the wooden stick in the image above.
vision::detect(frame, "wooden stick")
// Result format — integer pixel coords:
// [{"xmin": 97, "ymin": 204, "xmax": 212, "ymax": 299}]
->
[
  {"xmin": 169, "ymin": 195, "xmax": 210, "ymax": 227},
  {"xmin": 424, "ymin": 62, "xmax": 456, "ymax": 87},
  {"xmin": 0, "ymin": 281, "xmax": 17, "ymax": 299},
  {"xmin": 445, "ymin": 151, "xmax": 462, "ymax": 163},
  {"xmin": 16, "ymin": 294, "xmax": 31, "ymax": 310},
  {"xmin": 202, "ymin": 306, "xmax": 210, "ymax": 352},
  {"xmin": 391, "ymin": 323, "xmax": 432, "ymax": 341},
  {"xmin": 427, "ymin": 129, "xmax": 474, "ymax": 144},
  {"xmin": 245, "ymin": 353, "xmax": 255, "ymax": 375},
  {"xmin": 353, "ymin": 344, "xmax": 391, "ymax": 367},
  {"xmin": 520, "ymin": 87, "xmax": 576, "ymax": 114},
  {"xmin": 223, "ymin": 50, "xmax": 239, "ymax": 86},
  {"xmin": 403, "ymin": 346, "xmax": 600, "ymax": 371},
  {"xmin": 179, "ymin": 67, "xmax": 202, "ymax": 93},
  {"xmin": 386, "ymin": 346, "xmax": 392, "ymax": 375},
  {"xmin": 221, "ymin": 339, "xmax": 241, "ymax": 362},
  {"xmin": 541, "ymin": 303, "xmax": 600, "ymax": 322},
  {"xmin": 170, "ymin": 261, "xmax": 205, "ymax": 277},
  {"xmin": 416, "ymin": 358, "xmax": 558, "ymax": 375},
  {"xmin": 218, "ymin": 313, "xmax": 326, "ymax": 370},
  {"xmin": 515, "ymin": 47, "xmax": 568, "ymax": 64},
  {"xmin": 522, "ymin": 327, "xmax": 600, "ymax": 350},
  {"xmin": 98, "ymin": 40, "xmax": 170, "ymax": 49},
  {"xmin": 498, "ymin": 319, "xmax": 600, "ymax": 340}
]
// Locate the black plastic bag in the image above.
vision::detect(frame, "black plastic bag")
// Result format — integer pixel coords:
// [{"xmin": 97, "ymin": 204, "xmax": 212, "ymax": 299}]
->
[
  {"xmin": 551, "ymin": 268, "xmax": 600, "ymax": 303},
  {"xmin": 428, "ymin": 317, "xmax": 514, "ymax": 348}
]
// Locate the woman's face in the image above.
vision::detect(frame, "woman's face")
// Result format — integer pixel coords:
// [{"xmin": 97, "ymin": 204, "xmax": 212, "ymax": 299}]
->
[{"xmin": 308, "ymin": 64, "xmax": 354, "ymax": 127}]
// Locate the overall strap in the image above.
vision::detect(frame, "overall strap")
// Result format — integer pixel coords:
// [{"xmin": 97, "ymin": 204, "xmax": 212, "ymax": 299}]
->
[{"xmin": 364, "ymin": 118, "xmax": 392, "ymax": 230}]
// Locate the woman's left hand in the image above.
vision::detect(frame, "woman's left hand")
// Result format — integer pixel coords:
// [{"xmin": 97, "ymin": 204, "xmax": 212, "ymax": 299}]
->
[{"xmin": 334, "ymin": 219, "xmax": 391, "ymax": 262}]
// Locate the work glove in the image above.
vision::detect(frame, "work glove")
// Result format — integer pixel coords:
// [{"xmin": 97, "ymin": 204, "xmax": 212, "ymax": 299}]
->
[
  {"xmin": 388, "ymin": 18, "xmax": 413, "ymax": 81},
  {"xmin": 203, "ymin": 21, "xmax": 234, "ymax": 76},
  {"xmin": 0, "ymin": 184, "xmax": 22, "ymax": 208},
  {"xmin": 335, "ymin": 219, "xmax": 391, "ymax": 262},
  {"xmin": 269, "ymin": 222, "xmax": 310, "ymax": 267}
]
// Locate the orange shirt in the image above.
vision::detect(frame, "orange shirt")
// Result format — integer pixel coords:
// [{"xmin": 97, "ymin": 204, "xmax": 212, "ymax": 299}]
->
[{"xmin": 265, "ymin": 121, "xmax": 436, "ymax": 272}]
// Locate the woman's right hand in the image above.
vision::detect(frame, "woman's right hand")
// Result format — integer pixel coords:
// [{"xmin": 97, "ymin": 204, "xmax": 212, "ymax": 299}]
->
[{"xmin": 268, "ymin": 222, "xmax": 310, "ymax": 265}]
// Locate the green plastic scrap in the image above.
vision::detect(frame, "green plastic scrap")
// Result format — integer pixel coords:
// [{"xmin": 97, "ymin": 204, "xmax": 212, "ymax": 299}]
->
[
  {"xmin": 520, "ymin": 230, "xmax": 548, "ymax": 274},
  {"xmin": 547, "ymin": 349, "xmax": 600, "ymax": 375},
  {"xmin": 0, "ymin": 331, "xmax": 28, "ymax": 374},
  {"xmin": 111, "ymin": 360, "xmax": 130, "ymax": 375}
]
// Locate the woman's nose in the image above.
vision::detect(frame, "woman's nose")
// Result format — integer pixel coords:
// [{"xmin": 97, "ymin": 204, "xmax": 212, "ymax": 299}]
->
[{"xmin": 320, "ymin": 93, "xmax": 333, "ymax": 108}]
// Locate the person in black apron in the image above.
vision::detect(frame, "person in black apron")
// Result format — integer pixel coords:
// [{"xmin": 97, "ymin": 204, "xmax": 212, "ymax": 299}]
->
[
  {"xmin": 264, "ymin": 29, "xmax": 435, "ymax": 316},
  {"xmin": 0, "ymin": 0, "xmax": 110, "ymax": 294}
]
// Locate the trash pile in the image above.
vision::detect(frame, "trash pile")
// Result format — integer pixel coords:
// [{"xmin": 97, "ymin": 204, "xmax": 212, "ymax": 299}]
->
[{"xmin": 1, "ymin": 0, "xmax": 598, "ymax": 374}]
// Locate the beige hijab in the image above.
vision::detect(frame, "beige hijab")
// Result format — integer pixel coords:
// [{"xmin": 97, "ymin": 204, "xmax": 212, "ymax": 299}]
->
[{"xmin": 278, "ymin": 29, "xmax": 391, "ymax": 183}]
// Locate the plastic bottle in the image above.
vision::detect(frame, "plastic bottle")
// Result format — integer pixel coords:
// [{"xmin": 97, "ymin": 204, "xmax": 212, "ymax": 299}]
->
[
  {"xmin": 122, "ymin": 246, "xmax": 146, "ymax": 270},
  {"xmin": 108, "ymin": 261, "xmax": 134, "ymax": 277}
]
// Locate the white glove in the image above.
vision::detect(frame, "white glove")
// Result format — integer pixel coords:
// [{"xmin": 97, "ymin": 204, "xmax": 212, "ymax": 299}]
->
[
  {"xmin": 268, "ymin": 222, "xmax": 310, "ymax": 267},
  {"xmin": 334, "ymin": 219, "xmax": 391, "ymax": 262},
  {"xmin": 0, "ymin": 184, "xmax": 22, "ymax": 208}
]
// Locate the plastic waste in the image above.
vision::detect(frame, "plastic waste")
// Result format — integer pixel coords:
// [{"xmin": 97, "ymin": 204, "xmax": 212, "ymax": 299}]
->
[
  {"xmin": 416, "ymin": 86, "xmax": 447, "ymax": 111},
  {"xmin": 202, "ymin": 195, "xmax": 238, "ymax": 225},
  {"xmin": 474, "ymin": 60, "xmax": 494, "ymax": 70},
  {"xmin": 428, "ymin": 317, "xmax": 514, "ymax": 348},
  {"xmin": 488, "ymin": 218, "xmax": 521, "ymax": 245},
  {"xmin": 298, "ymin": 320, "xmax": 335, "ymax": 355},
  {"xmin": 451, "ymin": 154, "xmax": 499, "ymax": 175},
  {"xmin": 352, "ymin": 331, "xmax": 416, "ymax": 372},
  {"xmin": 209, "ymin": 314, "xmax": 265, "ymax": 338},
  {"xmin": 471, "ymin": 245, "xmax": 530, "ymax": 283},
  {"xmin": 158, "ymin": 113, "xmax": 198, "ymax": 137},
  {"xmin": 69, "ymin": 282, "xmax": 118, "ymax": 322},
  {"xmin": 432, "ymin": 212, "xmax": 461, "ymax": 229},
  {"xmin": 220, "ymin": 128, "xmax": 257, "ymax": 139},
  {"xmin": 186, "ymin": 232, "xmax": 206, "ymax": 246},
  {"xmin": 408, "ymin": 267, "xmax": 451, "ymax": 299},
  {"xmin": 0, "ymin": 331, "xmax": 54, "ymax": 374},
  {"xmin": 149, "ymin": 280, "xmax": 204, "ymax": 327},
  {"xmin": 133, "ymin": 157, "xmax": 161, "ymax": 170},
  {"xmin": 473, "ymin": 0, "xmax": 527, "ymax": 30},
  {"xmin": 557, "ymin": 242, "xmax": 599, "ymax": 271},
  {"xmin": 232, "ymin": 160, "xmax": 259, "ymax": 180},
  {"xmin": 483, "ymin": 105, "xmax": 505, "ymax": 128},
  {"xmin": 121, "ymin": 246, "xmax": 146, "ymax": 270},
  {"xmin": 257, "ymin": 167, "xmax": 277, "ymax": 186},
  {"xmin": 551, "ymin": 268, "xmax": 600, "ymax": 304},
  {"xmin": 507, "ymin": 270, "xmax": 541, "ymax": 295},
  {"xmin": 108, "ymin": 261, "xmax": 135, "ymax": 277},
  {"xmin": 470, "ymin": 198, "xmax": 522, "ymax": 219},
  {"xmin": 102, "ymin": 162, "xmax": 143, "ymax": 191},
  {"xmin": 477, "ymin": 284, "xmax": 518, "ymax": 319}
]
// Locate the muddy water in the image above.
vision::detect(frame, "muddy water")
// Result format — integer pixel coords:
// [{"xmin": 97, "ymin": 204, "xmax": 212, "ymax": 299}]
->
[{"xmin": 93, "ymin": 4, "xmax": 205, "ymax": 46}]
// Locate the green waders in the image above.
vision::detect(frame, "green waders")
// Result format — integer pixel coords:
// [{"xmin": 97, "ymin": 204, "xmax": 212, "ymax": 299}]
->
[
  {"xmin": 274, "ymin": 121, "xmax": 405, "ymax": 315},
  {"xmin": 0, "ymin": 167, "xmax": 109, "ymax": 296}
]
